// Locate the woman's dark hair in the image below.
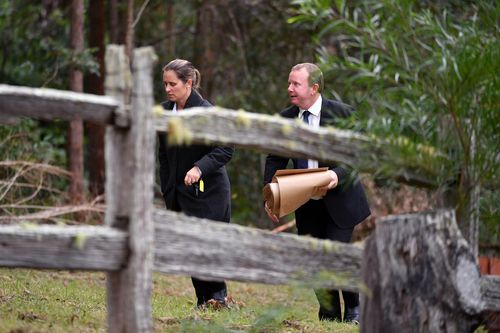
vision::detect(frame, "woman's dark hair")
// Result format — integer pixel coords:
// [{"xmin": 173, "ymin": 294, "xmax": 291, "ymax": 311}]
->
[{"xmin": 162, "ymin": 59, "xmax": 201, "ymax": 90}]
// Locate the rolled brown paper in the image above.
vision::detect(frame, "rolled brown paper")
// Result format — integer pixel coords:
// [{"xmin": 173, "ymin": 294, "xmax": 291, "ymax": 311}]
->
[{"xmin": 263, "ymin": 168, "xmax": 331, "ymax": 218}]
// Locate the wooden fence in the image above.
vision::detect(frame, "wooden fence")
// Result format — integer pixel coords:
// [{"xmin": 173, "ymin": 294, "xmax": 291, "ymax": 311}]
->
[{"xmin": 0, "ymin": 45, "xmax": 498, "ymax": 332}]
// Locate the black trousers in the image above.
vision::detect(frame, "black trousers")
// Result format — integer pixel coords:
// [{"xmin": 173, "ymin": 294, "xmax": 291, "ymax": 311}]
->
[
  {"xmin": 191, "ymin": 278, "xmax": 227, "ymax": 306},
  {"xmin": 169, "ymin": 195, "xmax": 227, "ymax": 306},
  {"xmin": 295, "ymin": 199, "xmax": 359, "ymax": 320}
]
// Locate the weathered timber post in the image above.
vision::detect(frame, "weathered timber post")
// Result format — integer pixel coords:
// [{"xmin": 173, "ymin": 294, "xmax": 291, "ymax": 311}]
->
[
  {"xmin": 361, "ymin": 210, "xmax": 484, "ymax": 332},
  {"xmin": 104, "ymin": 45, "xmax": 157, "ymax": 332}
]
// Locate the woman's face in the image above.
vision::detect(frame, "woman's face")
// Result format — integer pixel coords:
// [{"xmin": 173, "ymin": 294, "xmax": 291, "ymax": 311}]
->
[{"xmin": 163, "ymin": 70, "xmax": 191, "ymax": 104}]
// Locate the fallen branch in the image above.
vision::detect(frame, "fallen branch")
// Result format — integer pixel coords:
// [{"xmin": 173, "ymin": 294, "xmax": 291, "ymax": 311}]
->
[
  {"xmin": 0, "ymin": 201, "xmax": 105, "ymax": 223},
  {"xmin": 0, "ymin": 161, "xmax": 72, "ymax": 177},
  {"xmin": 0, "ymin": 181, "xmax": 65, "ymax": 196}
]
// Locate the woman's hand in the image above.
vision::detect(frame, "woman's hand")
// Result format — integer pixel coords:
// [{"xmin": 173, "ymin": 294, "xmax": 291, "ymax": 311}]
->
[{"xmin": 184, "ymin": 166, "xmax": 202, "ymax": 186}]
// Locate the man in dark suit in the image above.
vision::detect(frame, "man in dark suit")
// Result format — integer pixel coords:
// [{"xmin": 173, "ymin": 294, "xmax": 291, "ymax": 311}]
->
[{"xmin": 264, "ymin": 63, "xmax": 371, "ymax": 324}]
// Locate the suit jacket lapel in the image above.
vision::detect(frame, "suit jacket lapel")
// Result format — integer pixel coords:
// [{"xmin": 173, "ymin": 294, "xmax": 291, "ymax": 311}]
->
[
  {"xmin": 319, "ymin": 96, "xmax": 332, "ymax": 126},
  {"xmin": 282, "ymin": 105, "xmax": 300, "ymax": 119}
]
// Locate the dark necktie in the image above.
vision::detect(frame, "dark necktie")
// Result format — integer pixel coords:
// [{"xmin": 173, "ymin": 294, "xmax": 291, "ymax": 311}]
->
[
  {"xmin": 296, "ymin": 111, "xmax": 311, "ymax": 169},
  {"xmin": 302, "ymin": 110, "xmax": 311, "ymax": 124}
]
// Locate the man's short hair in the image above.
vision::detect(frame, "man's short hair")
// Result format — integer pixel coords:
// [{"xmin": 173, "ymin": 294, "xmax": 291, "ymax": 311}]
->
[{"xmin": 291, "ymin": 63, "xmax": 324, "ymax": 93}]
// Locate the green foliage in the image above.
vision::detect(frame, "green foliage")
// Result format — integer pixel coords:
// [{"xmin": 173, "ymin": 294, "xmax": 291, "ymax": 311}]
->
[
  {"xmin": 0, "ymin": 1, "xmax": 98, "ymax": 88},
  {"xmin": 0, "ymin": 1, "xmax": 98, "ymax": 214},
  {"xmin": 0, "ymin": 1, "xmax": 99, "ymax": 216},
  {"xmin": 479, "ymin": 188, "xmax": 500, "ymax": 245},
  {"xmin": 0, "ymin": 119, "xmax": 66, "ymax": 164},
  {"xmin": 1, "ymin": 1, "xmax": 319, "ymax": 227},
  {"xmin": 289, "ymin": 0, "xmax": 500, "ymax": 245},
  {"xmin": 0, "ymin": 120, "xmax": 69, "ymax": 216}
]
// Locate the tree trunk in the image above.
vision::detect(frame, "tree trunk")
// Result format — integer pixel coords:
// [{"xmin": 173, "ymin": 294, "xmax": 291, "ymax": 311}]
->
[
  {"xmin": 68, "ymin": 0, "xmax": 85, "ymax": 206},
  {"xmin": 86, "ymin": 0, "xmax": 106, "ymax": 197},
  {"xmin": 109, "ymin": 0, "xmax": 119, "ymax": 44},
  {"xmin": 361, "ymin": 210, "xmax": 483, "ymax": 332},
  {"xmin": 124, "ymin": 0, "xmax": 134, "ymax": 64},
  {"xmin": 165, "ymin": 1, "xmax": 176, "ymax": 56},
  {"xmin": 456, "ymin": 178, "xmax": 480, "ymax": 259},
  {"xmin": 456, "ymin": 123, "xmax": 480, "ymax": 258},
  {"xmin": 193, "ymin": 1, "xmax": 217, "ymax": 100},
  {"xmin": 436, "ymin": 116, "xmax": 480, "ymax": 257}
]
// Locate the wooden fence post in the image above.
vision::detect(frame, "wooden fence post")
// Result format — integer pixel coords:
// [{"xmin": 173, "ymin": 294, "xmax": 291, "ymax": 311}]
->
[
  {"xmin": 104, "ymin": 45, "xmax": 157, "ymax": 333},
  {"xmin": 361, "ymin": 210, "xmax": 484, "ymax": 332}
]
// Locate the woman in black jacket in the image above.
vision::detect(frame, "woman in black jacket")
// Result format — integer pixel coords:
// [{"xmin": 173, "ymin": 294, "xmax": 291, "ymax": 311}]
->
[{"xmin": 158, "ymin": 59, "xmax": 233, "ymax": 307}]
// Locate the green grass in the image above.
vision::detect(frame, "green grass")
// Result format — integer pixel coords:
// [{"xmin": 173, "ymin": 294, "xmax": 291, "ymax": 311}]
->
[{"xmin": 0, "ymin": 268, "xmax": 359, "ymax": 332}]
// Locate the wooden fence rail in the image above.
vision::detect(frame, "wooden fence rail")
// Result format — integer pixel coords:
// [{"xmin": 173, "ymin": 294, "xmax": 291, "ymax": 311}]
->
[
  {"xmin": 0, "ymin": 210, "xmax": 498, "ymax": 305},
  {"xmin": 0, "ymin": 44, "xmax": 498, "ymax": 332},
  {"xmin": 155, "ymin": 107, "xmax": 437, "ymax": 188},
  {"xmin": 0, "ymin": 208, "xmax": 362, "ymax": 291},
  {"xmin": 0, "ymin": 224, "xmax": 127, "ymax": 270},
  {"xmin": 153, "ymin": 210, "xmax": 362, "ymax": 291},
  {"xmin": 0, "ymin": 84, "xmax": 124, "ymax": 126}
]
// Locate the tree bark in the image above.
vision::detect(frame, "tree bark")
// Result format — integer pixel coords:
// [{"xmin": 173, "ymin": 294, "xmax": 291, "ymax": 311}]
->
[
  {"xmin": 437, "ymin": 117, "xmax": 481, "ymax": 257},
  {"xmin": 124, "ymin": 0, "xmax": 134, "ymax": 64},
  {"xmin": 456, "ymin": 123, "xmax": 480, "ymax": 258},
  {"xmin": 109, "ymin": 0, "xmax": 119, "ymax": 44},
  {"xmin": 68, "ymin": 0, "xmax": 85, "ymax": 206},
  {"xmin": 361, "ymin": 210, "xmax": 483, "ymax": 332},
  {"xmin": 193, "ymin": 1, "xmax": 217, "ymax": 99},
  {"xmin": 165, "ymin": 1, "xmax": 176, "ymax": 56},
  {"xmin": 86, "ymin": 0, "xmax": 106, "ymax": 196}
]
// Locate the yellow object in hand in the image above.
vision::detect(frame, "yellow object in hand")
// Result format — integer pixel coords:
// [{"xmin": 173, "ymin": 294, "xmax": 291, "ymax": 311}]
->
[{"xmin": 199, "ymin": 179, "xmax": 204, "ymax": 192}]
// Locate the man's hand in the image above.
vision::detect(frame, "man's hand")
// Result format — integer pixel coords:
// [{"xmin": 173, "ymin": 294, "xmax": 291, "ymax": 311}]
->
[
  {"xmin": 319, "ymin": 170, "xmax": 338, "ymax": 193},
  {"xmin": 264, "ymin": 201, "xmax": 279, "ymax": 224},
  {"xmin": 184, "ymin": 166, "xmax": 202, "ymax": 186}
]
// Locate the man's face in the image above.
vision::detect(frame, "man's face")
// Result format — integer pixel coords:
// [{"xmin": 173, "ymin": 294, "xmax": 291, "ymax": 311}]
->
[{"xmin": 288, "ymin": 68, "xmax": 317, "ymax": 109}]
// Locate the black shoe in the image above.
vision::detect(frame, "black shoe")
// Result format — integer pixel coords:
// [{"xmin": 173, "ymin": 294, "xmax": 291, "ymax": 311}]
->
[
  {"xmin": 344, "ymin": 306, "xmax": 360, "ymax": 325},
  {"xmin": 319, "ymin": 310, "xmax": 341, "ymax": 322},
  {"xmin": 198, "ymin": 298, "xmax": 229, "ymax": 311}
]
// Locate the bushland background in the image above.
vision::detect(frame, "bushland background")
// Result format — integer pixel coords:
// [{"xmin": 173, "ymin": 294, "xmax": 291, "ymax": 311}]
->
[{"xmin": 0, "ymin": 0, "xmax": 498, "ymax": 331}]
